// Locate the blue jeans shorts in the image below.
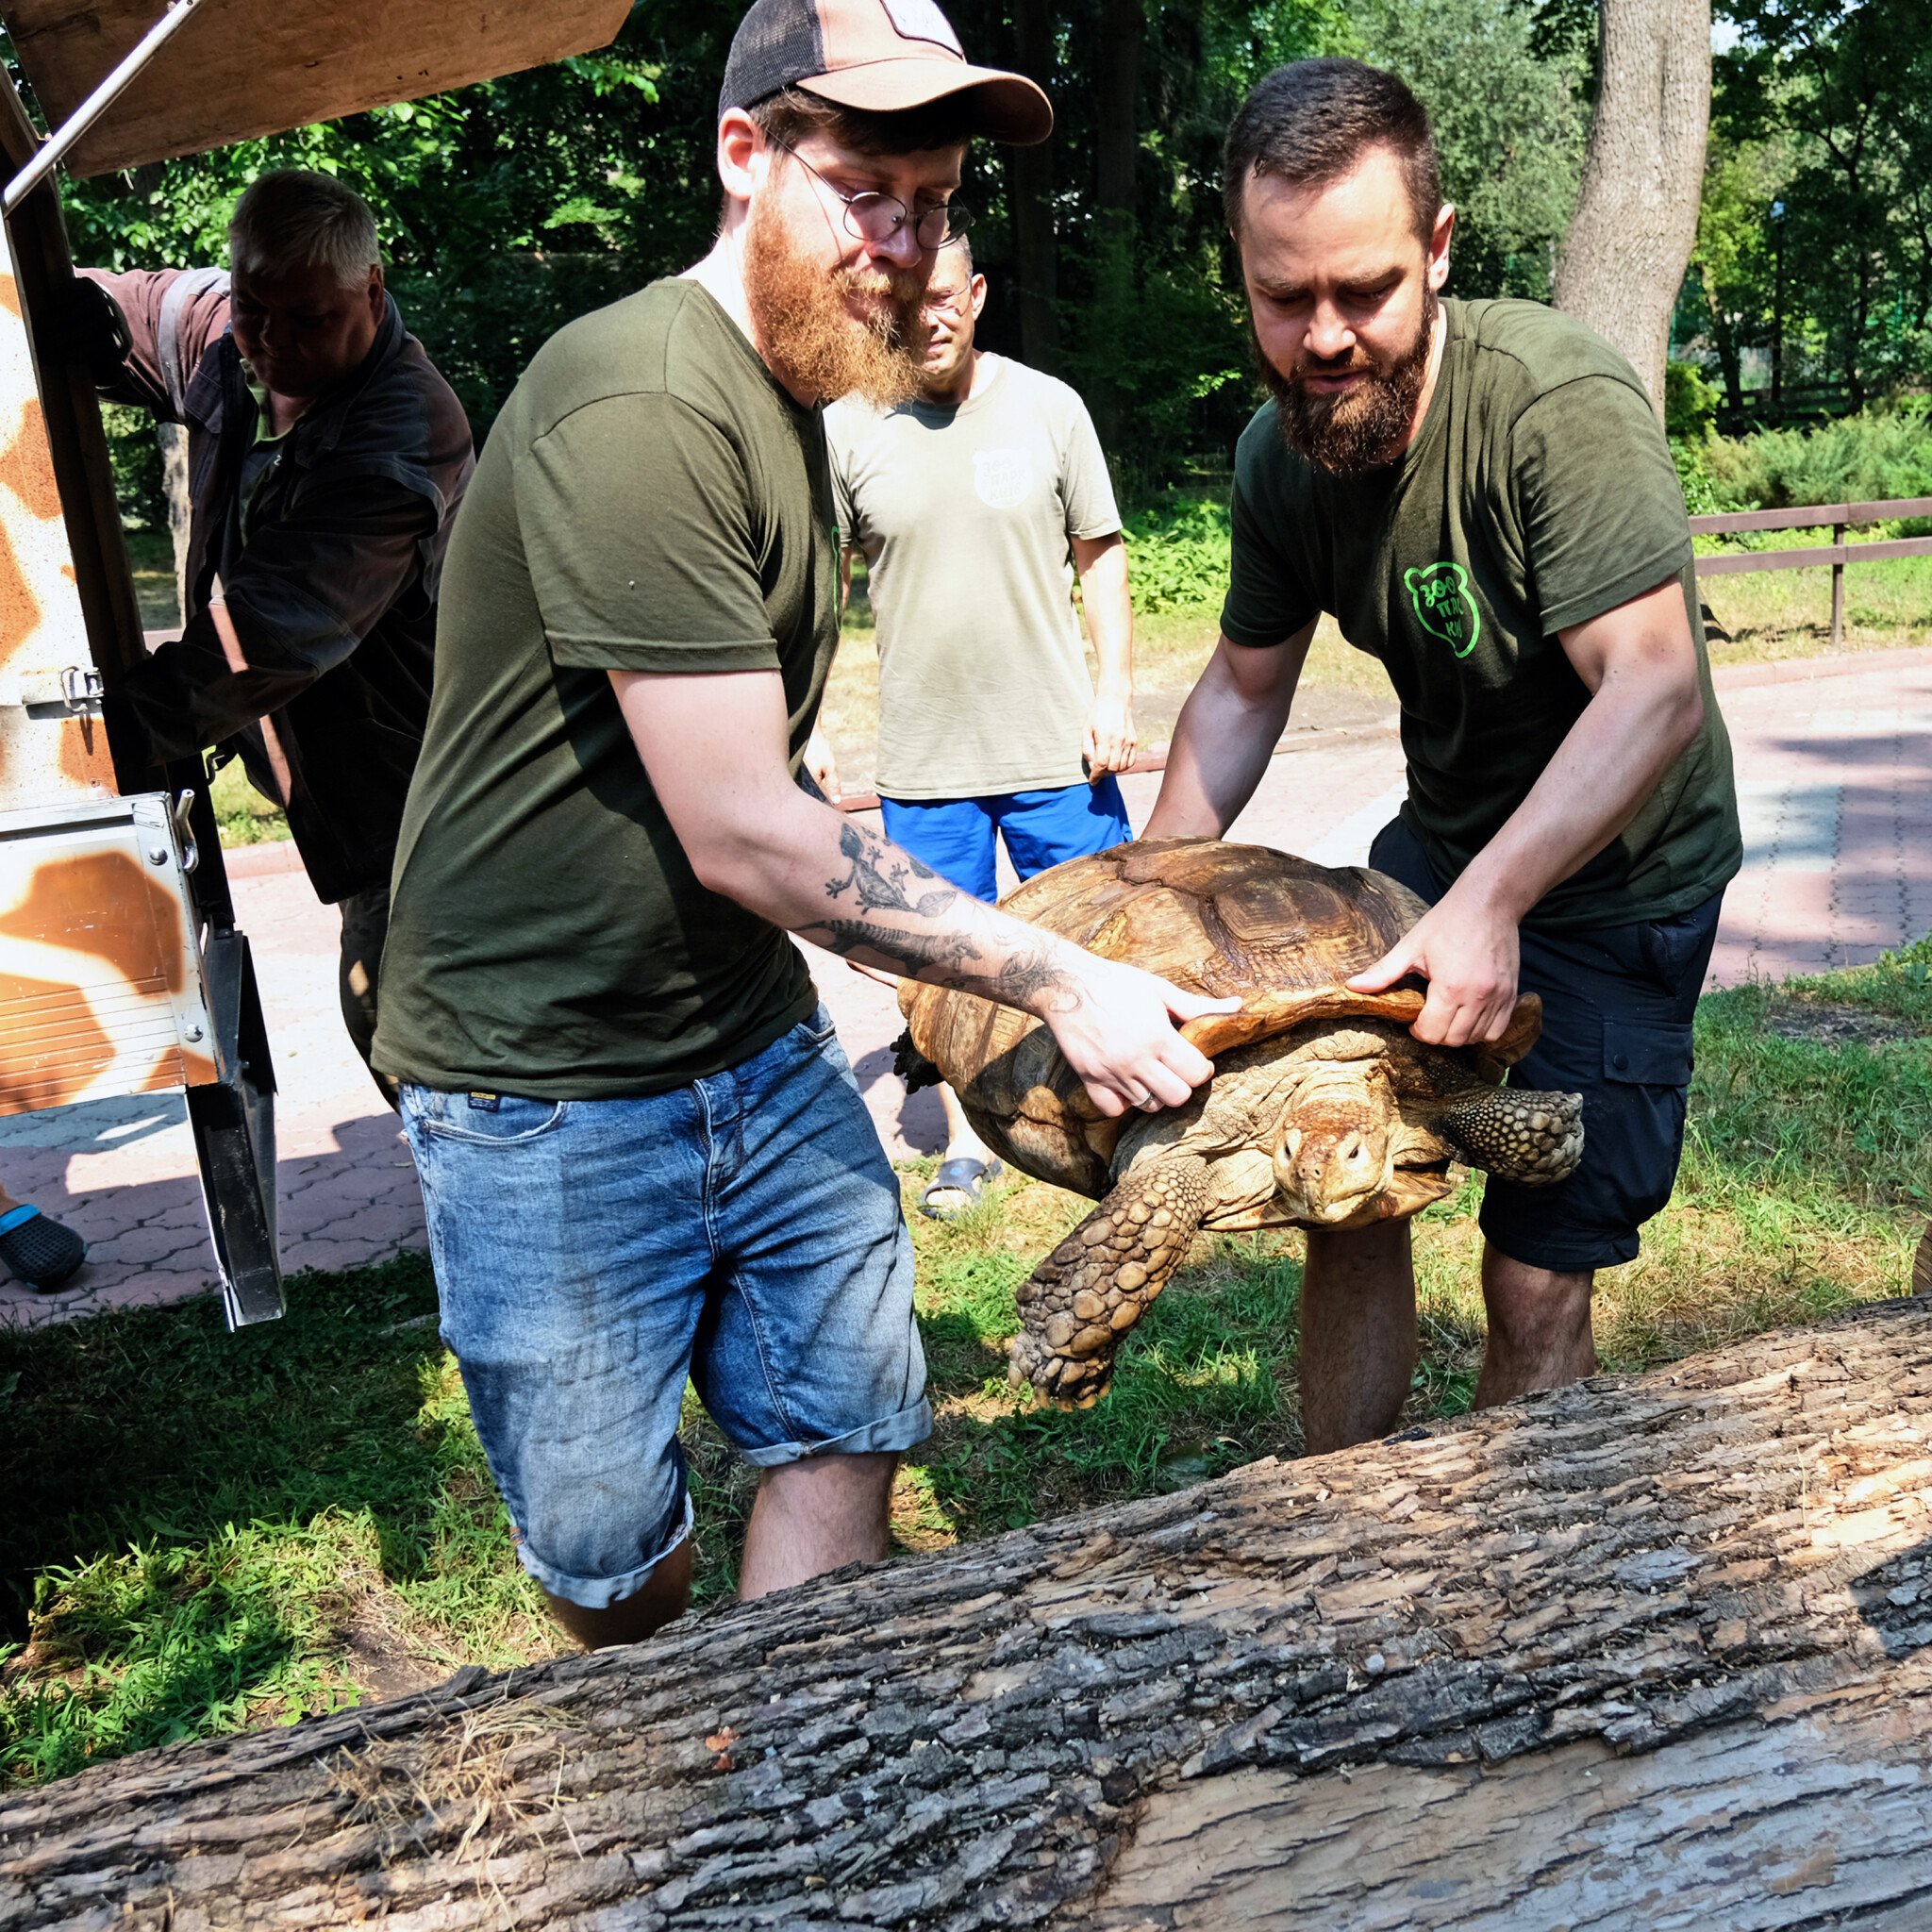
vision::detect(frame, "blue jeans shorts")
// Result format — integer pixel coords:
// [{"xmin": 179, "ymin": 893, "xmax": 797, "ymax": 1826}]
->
[
  {"xmin": 881, "ymin": 775, "xmax": 1133, "ymax": 902},
  {"xmin": 399, "ymin": 1006, "xmax": 930, "ymax": 1609},
  {"xmin": 1369, "ymin": 816, "xmax": 1724, "ymax": 1274}
]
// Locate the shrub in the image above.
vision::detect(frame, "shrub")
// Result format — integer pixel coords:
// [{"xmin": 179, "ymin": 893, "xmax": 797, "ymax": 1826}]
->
[
  {"xmin": 1675, "ymin": 401, "xmax": 1932, "ymax": 521},
  {"xmin": 1665, "ymin": 361, "xmax": 1721, "ymax": 441},
  {"xmin": 1121, "ymin": 494, "xmax": 1232, "ymax": 613},
  {"xmin": 101, "ymin": 403, "xmax": 164, "ymax": 531}
]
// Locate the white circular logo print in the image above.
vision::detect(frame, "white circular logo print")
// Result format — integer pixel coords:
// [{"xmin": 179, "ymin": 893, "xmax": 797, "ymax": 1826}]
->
[{"xmin": 974, "ymin": 448, "xmax": 1035, "ymax": 509}]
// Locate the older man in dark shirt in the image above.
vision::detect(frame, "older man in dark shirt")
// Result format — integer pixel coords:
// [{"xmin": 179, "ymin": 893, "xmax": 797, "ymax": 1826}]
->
[{"xmin": 79, "ymin": 169, "xmax": 474, "ymax": 1098}]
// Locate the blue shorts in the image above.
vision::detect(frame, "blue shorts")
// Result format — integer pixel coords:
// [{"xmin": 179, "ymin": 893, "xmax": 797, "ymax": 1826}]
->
[
  {"xmin": 881, "ymin": 776, "xmax": 1133, "ymax": 902},
  {"xmin": 1369, "ymin": 817, "xmax": 1723, "ymax": 1273},
  {"xmin": 399, "ymin": 1007, "xmax": 929, "ymax": 1610}
]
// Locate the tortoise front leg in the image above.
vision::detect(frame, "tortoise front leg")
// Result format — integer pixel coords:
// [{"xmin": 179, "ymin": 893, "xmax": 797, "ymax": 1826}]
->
[{"xmin": 1009, "ymin": 1155, "xmax": 1209, "ymax": 1410}]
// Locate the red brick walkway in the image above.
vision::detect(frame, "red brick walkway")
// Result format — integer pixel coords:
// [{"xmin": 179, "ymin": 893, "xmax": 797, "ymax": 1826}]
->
[{"xmin": 4, "ymin": 647, "xmax": 1926, "ymax": 1325}]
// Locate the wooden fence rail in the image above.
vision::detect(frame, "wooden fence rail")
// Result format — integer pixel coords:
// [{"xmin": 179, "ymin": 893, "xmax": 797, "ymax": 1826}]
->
[{"xmin": 1690, "ymin": 493, "xmax": 1932, "ymax": 648}]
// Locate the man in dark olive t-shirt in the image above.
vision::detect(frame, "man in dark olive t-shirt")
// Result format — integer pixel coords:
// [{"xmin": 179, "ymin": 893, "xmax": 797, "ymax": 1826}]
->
[
  {"xmin": 374, "ymin": 0, "xmax": 1235, "ymax": 1657},
  {"xmin": 1221, "ymin": 295, "xmax": 1739, "ymax": 928},
  {"xmin": 1148, "ymin": 59, "xmax": 1741, "ymax": 1455}
]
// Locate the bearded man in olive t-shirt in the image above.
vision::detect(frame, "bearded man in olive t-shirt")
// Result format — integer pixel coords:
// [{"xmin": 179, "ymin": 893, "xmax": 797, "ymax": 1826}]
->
[
  {"xmin": 1146, "ymin": 59, "xmax": 1742, "ymax": 1454},
  {"xmin": 374, "ymin": 0, "xmax": 1233, "ymax": 1655}
]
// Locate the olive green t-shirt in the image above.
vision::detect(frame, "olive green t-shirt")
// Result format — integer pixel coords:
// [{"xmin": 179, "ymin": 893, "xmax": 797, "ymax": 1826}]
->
[
  {"xmin": 1222, "ymin": 297, "xmax": 1741, "ymax": 930},
  {"xmin": 374, "ymin": 280, "xmax": 836, "ymax": 1096}
]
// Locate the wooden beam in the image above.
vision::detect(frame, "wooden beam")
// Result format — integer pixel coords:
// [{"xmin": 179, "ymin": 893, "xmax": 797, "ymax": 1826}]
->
[
  {"xmin": 3, "ymin": 1299, "xmax": 1932, "ymax": 1924},
  {"xmin": 1689, "ymin": 494, "xmax": 1932, "ymax": 537},
  {"xmin": 1, "ymin": 0, "xmax": 632, "ymax": 176},
  {"xmin": 1695, "ymin": 535, "xmax": 1932, "ymax": 575}
]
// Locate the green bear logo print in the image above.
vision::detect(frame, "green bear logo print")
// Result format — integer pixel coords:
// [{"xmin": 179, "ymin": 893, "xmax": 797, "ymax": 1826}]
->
[{"xmin": 1405, "ymin": 561, "xmax": 1480, "ymax": 658}]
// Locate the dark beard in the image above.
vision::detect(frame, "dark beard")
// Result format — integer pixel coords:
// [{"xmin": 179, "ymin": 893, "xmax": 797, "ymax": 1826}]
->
[
  {"xmin": 743, "ymin": 193, "xmax": 929, "ymax": 408},
  {"xmin": 1259, "ymin": 291, "xmax": 1439, "ymax": 476}
]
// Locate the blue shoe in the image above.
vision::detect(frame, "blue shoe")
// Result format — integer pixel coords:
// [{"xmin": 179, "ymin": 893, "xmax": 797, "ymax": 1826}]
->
[{"xmin": 0, "ymin": 1205, "xmax": 87, "ymax": 1290}]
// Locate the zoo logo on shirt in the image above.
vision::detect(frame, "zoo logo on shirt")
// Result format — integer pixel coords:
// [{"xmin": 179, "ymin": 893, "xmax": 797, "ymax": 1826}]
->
[
  {"xmin": 1405, "ymin": 560, "xmax": 1481, "ymax": 658},
  {"xmin": 974, "ymin": 448, "xmax": 1035, "ymax": 510}
]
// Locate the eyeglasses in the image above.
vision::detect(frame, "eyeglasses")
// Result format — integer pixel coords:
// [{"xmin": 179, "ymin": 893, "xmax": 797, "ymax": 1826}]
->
[{"xmin": 774, "ymin": 141, "xmax": 973, "ymax": 253}]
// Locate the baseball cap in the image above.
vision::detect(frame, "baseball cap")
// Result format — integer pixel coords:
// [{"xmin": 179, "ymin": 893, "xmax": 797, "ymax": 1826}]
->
[{"xmin": 719, "ymin": 0, "xmax": 1053, "ymax": 146}]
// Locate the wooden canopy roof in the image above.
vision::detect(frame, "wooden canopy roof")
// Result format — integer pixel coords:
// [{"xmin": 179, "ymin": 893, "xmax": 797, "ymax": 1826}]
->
[{"xmin": 0, "ymin": 0, "xmax": 633, "ymax": 176}]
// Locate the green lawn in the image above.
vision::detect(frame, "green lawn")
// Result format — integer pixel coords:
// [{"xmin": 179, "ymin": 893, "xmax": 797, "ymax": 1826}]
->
[{"xmin": 5, "ymin": 935, "xmax": 1927, "ymax": 1787}]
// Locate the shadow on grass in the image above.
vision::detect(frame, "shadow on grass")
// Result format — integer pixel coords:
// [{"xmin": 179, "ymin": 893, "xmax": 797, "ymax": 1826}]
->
[
  {"xmin": 0, "ymin": 1252, "xmax": 519, "ymax": 1780},
  {"xmin": 905, "ymin": 1239, "xmax": 1313, "ymax": 1544}
]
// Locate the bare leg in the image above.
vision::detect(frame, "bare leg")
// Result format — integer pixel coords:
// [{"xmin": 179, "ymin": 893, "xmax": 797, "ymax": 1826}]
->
[
  {"xmin": 1475, "ymin": 1243, "xmax": 1596, "ymax": 1406},
  {"xmin": 542, "ymin": 1538, "xmax": 694, "ymax": 1651},
  {"xmin": 1299, "ymin": 1220, "xmax": 1417, "ymax": 1454},
  {"xmin": 739, "ymin": 1451, "xmax": 898, "ymax": 1599},
  {"xmin": 0, "ymin": 1185, "xmax": 21, "ymax": 1215},
  {"xmin": 923, "ymin": 1087, "xmax": 996, "ymax": 1214}
]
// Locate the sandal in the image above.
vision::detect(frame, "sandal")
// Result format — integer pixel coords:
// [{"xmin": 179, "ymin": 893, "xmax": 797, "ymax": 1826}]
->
[
  {"xmin": 920, "ymin": 1157, "xmax": 1003, "ymax": 1221},
  {"xmin": 0, "ymin": 1205, "xmax": 87, "ymax": 1290}
]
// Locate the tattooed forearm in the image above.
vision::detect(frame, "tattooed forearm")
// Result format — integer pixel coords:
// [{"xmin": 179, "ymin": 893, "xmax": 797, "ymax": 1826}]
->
[
  {"xmin": 824, "ymin": 824, "xmax": 957, "ymax": 919},
  {"xmin": 806, "ymin": 920, "xmax": 982, "ymax": 975},
  {"xmin": 803, "ymin": 823, "xmax": 1081, "ymax": 1015},
  {"xmin": 966, "ymin": 941, "xmax": 1081, "ymax": 1015}
]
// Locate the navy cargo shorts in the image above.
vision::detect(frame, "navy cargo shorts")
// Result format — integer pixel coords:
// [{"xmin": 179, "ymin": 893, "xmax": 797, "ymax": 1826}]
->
[{"xmin": 1369, "ymin": 817, "xmax": 1723, "ymax": 1274}]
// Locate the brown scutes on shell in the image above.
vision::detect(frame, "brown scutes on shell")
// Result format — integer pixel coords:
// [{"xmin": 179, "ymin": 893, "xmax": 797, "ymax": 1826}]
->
[{"xmin": 898, "ymin": 839, "xmax": 1516, "ymax": 1201}]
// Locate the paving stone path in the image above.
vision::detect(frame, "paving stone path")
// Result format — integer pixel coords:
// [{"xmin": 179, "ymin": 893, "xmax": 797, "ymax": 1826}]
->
[{"xmin": 4, "ymin": 646, "xmax": 1926, "ymax": 1327}]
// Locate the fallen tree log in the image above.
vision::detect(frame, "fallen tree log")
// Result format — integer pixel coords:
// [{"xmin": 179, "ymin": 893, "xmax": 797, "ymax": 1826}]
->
[{"xmin": 7, "ymin": 1300, "xmax": 1932, "ymax": 1930}]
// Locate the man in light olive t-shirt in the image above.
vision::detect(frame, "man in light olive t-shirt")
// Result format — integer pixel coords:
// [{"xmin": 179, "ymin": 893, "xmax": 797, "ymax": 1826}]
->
[
  {"xmin": 822, "ymin": 240, "xmax": 1140, "ymax": 1214},
  {"xmin": 1146, "ymin": 58, "xmax": 1742, "ymax": 1455}
]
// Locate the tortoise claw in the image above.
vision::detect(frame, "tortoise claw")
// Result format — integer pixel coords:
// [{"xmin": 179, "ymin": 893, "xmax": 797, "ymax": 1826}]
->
[{"xmin": 1008, "ymin": 1332, "xmax": 1112, "ymax": 1409}]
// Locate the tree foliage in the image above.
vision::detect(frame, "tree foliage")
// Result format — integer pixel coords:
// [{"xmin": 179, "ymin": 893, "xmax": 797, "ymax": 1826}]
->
[
  {"xmin": 1686, "ymin": 0, "xmax": 1932, "ymax": 412},
  {"xmin": 25, "ymin": 0, "xmax": 1595, "ymax": 495}
]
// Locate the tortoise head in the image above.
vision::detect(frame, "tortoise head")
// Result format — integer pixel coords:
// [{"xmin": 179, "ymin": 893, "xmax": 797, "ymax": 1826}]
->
[{"xmin": 1269, "ymin": 1061, "xmax": 1398, "ymax": 1225}]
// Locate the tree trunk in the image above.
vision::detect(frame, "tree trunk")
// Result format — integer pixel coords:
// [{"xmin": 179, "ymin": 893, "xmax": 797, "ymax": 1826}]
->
[
  {"xmin": 154, "ymin": 420, "xmax": 191, "ymax": 623},
  {"xmin": 1554, "ymin": 0, "xmax": 1711, "ymax": 411},
  {"xmin": 1004, "ymin": 0, "xmax": 1060, "ymax": 375},
  {"xmin": 1088, "ymin": 0, "xmax": 1145, "ymax": 450},
  {"xmin": 1092, "ymin": 0, "xmax": 1143, "ymax": 225},
  {"xmin": 1709, "ymin": 306, "xmax": 1744, "ymax": 413},
  {"xmin": 8, "ymin": 1300, "xmax": 1932, "ymax": 1928}
]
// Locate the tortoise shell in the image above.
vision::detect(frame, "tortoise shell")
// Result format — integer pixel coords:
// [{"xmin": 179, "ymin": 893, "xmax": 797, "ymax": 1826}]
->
[{"xmin": 898, "ymin": 838, "xmax": 1453, "ymax": 1197}]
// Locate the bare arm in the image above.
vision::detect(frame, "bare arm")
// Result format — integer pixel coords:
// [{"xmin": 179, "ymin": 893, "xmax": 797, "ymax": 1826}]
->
[
  {"xmin": 1072, "ymin": 531, "xmax": 1135, "ymax": 775},
  {"xmin": 1142, "ymin": 622, "xmax": 1318, "ymax": 840},
  {"xmin": 1351, "ymin": 575, "xmax": 1707, "ymax": 1046},
  {"xmin": 610, "ymin": 666, "xmax": 1236, "ymax": 1117}
]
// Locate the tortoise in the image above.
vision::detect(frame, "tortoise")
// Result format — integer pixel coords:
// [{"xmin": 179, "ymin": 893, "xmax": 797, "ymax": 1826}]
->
[{"xmin": 895, "ymin": 838, "xmax": 1584, "ymax": 1409}]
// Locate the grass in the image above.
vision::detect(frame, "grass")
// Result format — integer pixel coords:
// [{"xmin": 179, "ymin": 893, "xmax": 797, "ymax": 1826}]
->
[
  {"xmin": 208, "ymin": 757, "xmax": 291, "ymax": 846},
  {"xmin": 4, "ymin": 935, "xmax": 1927, "ymax": 1786},
  {"xmin": 0, "ymin": 1258, "xmax": 564, "ymax": 1785}
]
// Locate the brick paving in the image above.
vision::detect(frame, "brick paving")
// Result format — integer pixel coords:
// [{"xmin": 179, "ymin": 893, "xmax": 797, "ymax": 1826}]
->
[{"xmin": 4, "ymin": 647, "xmax": 1926, "ymax": 1326}]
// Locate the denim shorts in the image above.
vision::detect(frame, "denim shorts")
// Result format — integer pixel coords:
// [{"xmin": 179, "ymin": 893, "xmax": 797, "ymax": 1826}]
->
[
  {"xmin": 1369, "ymin": 817, "xmax": 1724, "ymax": 1274},
  {"xmin": 399, "ymin": 1006, "xmax": 929, "ymax": 1609}
]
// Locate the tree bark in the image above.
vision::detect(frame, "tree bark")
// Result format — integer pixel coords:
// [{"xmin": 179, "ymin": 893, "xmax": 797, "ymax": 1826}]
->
[
  {"xmin": 1087, "ymin": 0, "xmax": 1144, "ymax": 450},
  {"xmin": 154, "ymin": 420, "xmax": 191, "ymax": 622},
  {"xmin": 1554, "ymin": 0, "xmax": 1712, "ymax": 411},
  {"xmin": 1004, "ymin": 0, "xmax": 1060, "ymax": 375},
  {"xmin": 7, "ymin": 1300, "xmax": 1932, "ymax": 1928}
]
